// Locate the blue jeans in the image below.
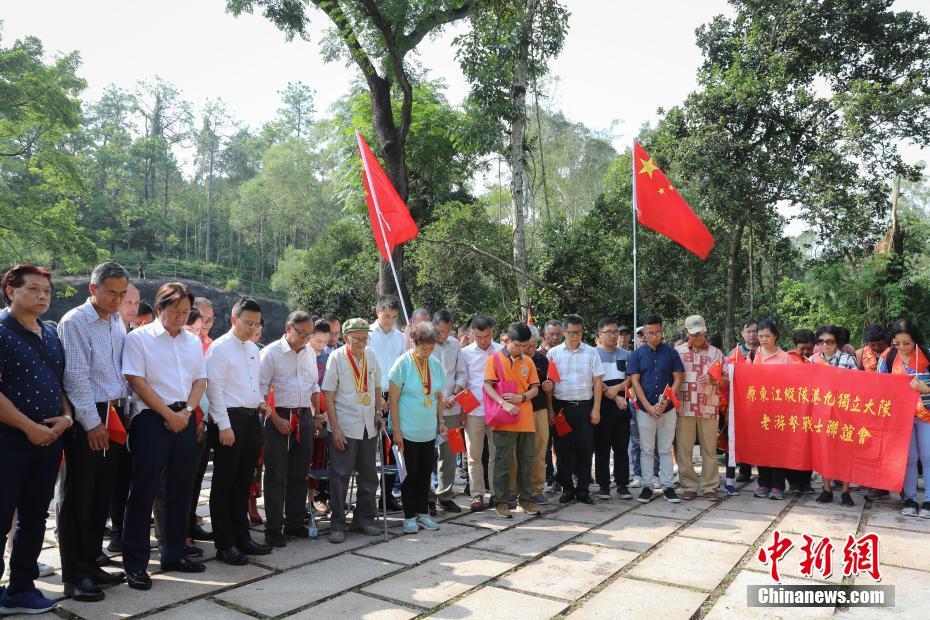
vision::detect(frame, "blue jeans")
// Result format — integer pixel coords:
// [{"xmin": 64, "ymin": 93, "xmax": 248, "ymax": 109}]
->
[
  {"xmin": 629, "ymin": 409, "xmax": 659, "ymax": 478},
  {"xmin": 904, "ymin": 417, "xmax": 930, "ymax": 502}
]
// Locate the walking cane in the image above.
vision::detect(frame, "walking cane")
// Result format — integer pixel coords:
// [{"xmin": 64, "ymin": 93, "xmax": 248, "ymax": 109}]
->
[{"xmin": 379, "ymin": 425, "xmax": 390, "ymax": 541}]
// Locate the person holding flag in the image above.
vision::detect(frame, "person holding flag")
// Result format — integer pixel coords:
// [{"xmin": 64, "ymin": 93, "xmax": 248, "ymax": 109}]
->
[
  {"xmin": 259, "ymin": 311, "xmax": 322, "ymax": 548},
  {"xmin": 728, "ymin": 319, "xmax": 759, "ymax": 484},
  {"xmin": 430, "ymin": 310, "xmax": 468, "ymax": 514},
  {"xmin": 321, "ymin": 318, "xmax": 385, "ymax": 543},
  {"xmin": 57, "ymin": 261, "xmax": 131, "ymax": 602},
  {"xmin": 673, "ymin": 316, "xmax": 725, "ymax": 501},
  {"xmin": 783, "ymin": 329, "xmax": 817, "ymax": 496},
  {"xmin": 628, "ymin": 315, "xmax": 684, "ymax": 504}
]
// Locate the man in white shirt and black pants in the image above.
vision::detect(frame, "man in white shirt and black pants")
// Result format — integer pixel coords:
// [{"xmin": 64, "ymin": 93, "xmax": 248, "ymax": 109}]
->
[
  {"xmin": 121, "ymin": 283, "xmax": 207, "ymax": 590},
  {"xmin": 259, "ymin": 311, "xmax": 321, "ymax": 547},
  {"xmin": 206, "ymin": 298, "xmax": 272, "ymax": 565}
]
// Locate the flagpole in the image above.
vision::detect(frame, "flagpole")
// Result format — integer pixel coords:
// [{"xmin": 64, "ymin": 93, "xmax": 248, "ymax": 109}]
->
[
  {"xmin": 356, "ymin": 130, "xmax": 410, "ymax": 324},
  {"xmin": 103, "ymin": 406, "xmax": 109, "ymax": 458},
  {"xmin": 631, "ymin": 142, "xmax": 638, "ymax": 332}
]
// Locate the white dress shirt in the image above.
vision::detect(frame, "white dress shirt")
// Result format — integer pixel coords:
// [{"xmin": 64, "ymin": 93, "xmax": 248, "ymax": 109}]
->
[
  {"xmin": 461, "ymin": 341, "xmax": 504, "ymax": 417},
  {"xmin": 259, "ymin": 335, "xmax": 320, "ymax": 409},
  {"xmin": 321, "ymin": 345, "xmax": 381, "ymax": 440},
  {"xmin": 368, "ymin": 322, "xmax": 405, "ymax": 391},
  {"xmin": 122, "ymin": 319, "xmax": 207, "ymax": 421},
  {"xmin": 206, "ymin": 330, "xmax": 264, "ymax": 430},
  {"xmin": 548, "ymin": 342, "xmax": 604, "ymax": 401}
]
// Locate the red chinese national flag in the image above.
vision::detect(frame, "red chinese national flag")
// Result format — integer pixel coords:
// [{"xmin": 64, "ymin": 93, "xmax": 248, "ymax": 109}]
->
[
  {"xmin": 706, "ymin": 359, "xmax": 723, "ymax": 382},
  {"xmin": 547, "ymin": 361, "xmax": 562, "ymax": 383},
  {"xmin": 662, "ymin": 384, "xmax": 682, "ymax": 409},
  {"xmin": 633, "ymin": 142, "xmax": 714, "ymax": 260},
  {"xmin": 356, "ymin": 130, "xmax": 419, "ymax": 261},
  {"xmin": 106, "ymin": 404, "xmax": 127, "ymax": 445}
]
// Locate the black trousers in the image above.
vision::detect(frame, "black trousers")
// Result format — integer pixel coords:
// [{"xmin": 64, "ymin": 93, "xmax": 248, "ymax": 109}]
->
[
  {"xmin": 188, "ymin": 436, "xmax": 211, "ymax": 532},
  {"xmin": 263, "ymin": 408, "xmax": 314, "ymax": 531},
  {"xmin": 123, "ymin": 409, "xmax": 197, "ymax": 573},
  {"xmin": 400, "ymin": 439, "xmax": 435, "ymax": 519},
  {"xmin": 757, "ymin": 466, "xmax": 786, "ymax": 491},
  {"xmin": 0, "ymin": 430, "xmax": 62, "ymax": 593},
  {"xmin": 594, "ymin": 402, "xmax": 630, "ymax": 488},
  {"xmin": 553, "ymin": 399, "xmax": 595, "ymax": 496},
  {"xmin": 59, "ymin": 403, "xmax": 120, "ymax": 583},
  {"xmin": 208, "ymin": 409, "xmax": 263, "ymax": 551},
  {"xmin": 108, "ymin": 441, "xmax": 131, "ymax": 542}
]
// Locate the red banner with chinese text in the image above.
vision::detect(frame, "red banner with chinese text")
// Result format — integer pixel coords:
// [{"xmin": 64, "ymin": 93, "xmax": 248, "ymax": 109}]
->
[{"xmin": 733, "ymin": 363, "xmax": 917, "ymax": 490}]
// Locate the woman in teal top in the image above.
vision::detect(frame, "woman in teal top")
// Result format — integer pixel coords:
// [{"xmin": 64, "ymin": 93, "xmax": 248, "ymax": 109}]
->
[{"xmin": 389, "ymin": 322, "xmax": 446, "ymax": 534}]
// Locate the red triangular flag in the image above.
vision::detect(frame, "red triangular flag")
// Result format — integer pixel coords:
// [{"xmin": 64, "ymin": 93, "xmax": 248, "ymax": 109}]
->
[
  {"xmin": 289, "ymin": 411, "xmax": 300, "ymax": 444},
  {"xmin": 662, "ymin": 384, "xmax": 682, "ymax": 410},
  {"xmin": 706, "ymin": 359, "xmax": 723, "ymax": 382},
  {"xmin": 547, "ymin": 360, "xmax": 562, "ymax": 383},
  {"xmin": 356, "ymin": 130, "xmax": 419, "ymax": 261},
  {"xmin": 106, "ymin": 403, "xmax": 127, "ymax": 445},
  {"xmin": 526, "ymin": 308, "xmax": 534, "ymax": 325},
  {"xmin": 633, "ymin": 142, "xmax": 714, "ymax": 260},
  {"xmin": 727, "ymin": 347, "xmax": 746, "ymax": 365}
]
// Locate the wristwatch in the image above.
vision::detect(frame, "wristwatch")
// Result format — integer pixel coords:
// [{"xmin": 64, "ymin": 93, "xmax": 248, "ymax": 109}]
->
[
  {"xmin": 185, "ymin": 405, "xmax": 195, "ymax": 414},
  {"xmin": 64, "ymin": 413, "xmax": 74, "ymax": 427}
]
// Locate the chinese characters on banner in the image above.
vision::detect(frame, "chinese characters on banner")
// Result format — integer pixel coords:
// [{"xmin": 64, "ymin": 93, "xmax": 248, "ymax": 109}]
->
[
  {"xmin": 733, "ymin": 363, "xmax": 917, "ymax": 490},
  {"xmin": 757, "ymin": 530, "xmax": 882, "ymax": 582}
]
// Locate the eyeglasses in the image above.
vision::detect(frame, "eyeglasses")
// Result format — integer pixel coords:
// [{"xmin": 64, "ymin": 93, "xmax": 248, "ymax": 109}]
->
[
  {"xmin": 291, "ymin": 325, "xmax": 312, "ymax": 339},
  {"xmin": 202, "ymin": 316, "xmax": 215, "ymax": 324},
  {"xmin": 239, "ymin": 318, "xmax": 261, "ymax": 331},
  {"xmin": 817, "ymin": 339, "xmax": 836, "ymax": 345}
]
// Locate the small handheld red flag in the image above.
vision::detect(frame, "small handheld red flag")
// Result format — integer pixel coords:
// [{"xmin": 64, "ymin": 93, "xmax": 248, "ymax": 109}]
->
[
  {"xmin": 634, "ymin": 143, "xmax": 714, "ymax": 260},
  {"xmin": 625, "ymin": 387, "xmax": 639, "ymax": 413},
  {"xmin": 452, "ymin": 389, "xmax": 480, "ymax": 414},
  {"xmin": 662, "ymin": 384, "xmax": 682, "ymax": 410},
  {"xmin": 706, "ymin": 359, "xmax": 723, "ymax": 382},
  {"xmin": 106, "ymin": 403, "xmax": 127, "ymax": 445},
  {"xmin": 547, "ymin": 361, "xmax": 562, "ymax": 383},
  {"xmin": 447, "ymin": 427, "xmax": 466, "ymax": 454},
  {"xmin": 289, "ymin": 411, "xmax": 301, "ymax": 444},
  {"xmin": 553, "ymin": 410, "xmax": 572, "ymax": 436},
  {"xmin": 356, "ymin": 131, "xmax": 419, "ymax": 261},
  {"xmin": 728, "ymin": 347, "xmax": 746, "ymax": 365}
]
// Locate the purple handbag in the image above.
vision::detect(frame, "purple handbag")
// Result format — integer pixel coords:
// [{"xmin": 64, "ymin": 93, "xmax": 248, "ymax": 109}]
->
[{"xmin": 483, "ymin": 352, "xmax": 519, "ymax": 427}]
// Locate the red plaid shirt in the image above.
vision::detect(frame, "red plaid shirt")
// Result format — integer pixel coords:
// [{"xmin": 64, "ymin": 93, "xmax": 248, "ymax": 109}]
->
[{"xmin": 675, "ymin": 342, "xmax": 724, "ymax": 419}]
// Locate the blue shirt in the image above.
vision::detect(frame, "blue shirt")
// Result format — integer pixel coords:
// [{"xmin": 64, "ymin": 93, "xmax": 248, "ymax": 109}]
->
[
  {"xmin": 388, "ymin": 351, "xmax": 446, "ymax": 442},
  {"xmin": 627, "ymin": 342, "xmax": 684, "ymax": 405},
  {"xmin": 0, "ymin": 309, "xmax": 65, "ymax": 429}
]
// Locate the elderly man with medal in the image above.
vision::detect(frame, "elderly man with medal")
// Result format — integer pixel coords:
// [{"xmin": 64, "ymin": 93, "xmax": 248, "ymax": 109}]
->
[{"xmin": 321, "ymin": 318, "xmax": 385, "ymax": 543}]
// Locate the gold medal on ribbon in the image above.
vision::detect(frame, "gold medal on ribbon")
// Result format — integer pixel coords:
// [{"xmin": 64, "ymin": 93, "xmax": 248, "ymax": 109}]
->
[
  {"xmin": 347, "ymin": 349, "xmax": 370, "ymax": 407},
  {"xmin": 424, "ymin": 396, "xmax": 433, "ymax": 408},
  {"xmin": 412, "ymin": 352, "xmax": 432, "ymax": 409},
  {"xmin": 362, "ymin": 394, "xmax": 372, "ymax": 406}
]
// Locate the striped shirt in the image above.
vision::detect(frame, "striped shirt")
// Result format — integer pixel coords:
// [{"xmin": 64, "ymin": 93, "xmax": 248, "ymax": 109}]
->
[
  {"xmin": 548, "ymin": 342, "xmax": 604, "ymax": 401},
  {"xmin": 58, "ymin": 298, "xmax": 129, "ymax": 430},
  {"xmin": 259, "ymin": 335, "xmax": 320, "ymax": 409},
  {"xmin": 431, "ymin": 336, "xmax": 468, "ymax": 415}
]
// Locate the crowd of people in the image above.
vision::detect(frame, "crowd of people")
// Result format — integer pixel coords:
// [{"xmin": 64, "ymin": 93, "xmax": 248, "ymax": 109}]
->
[{"xmin": 0, "ymin": 260, "xmax": 928, "ymax": 614}]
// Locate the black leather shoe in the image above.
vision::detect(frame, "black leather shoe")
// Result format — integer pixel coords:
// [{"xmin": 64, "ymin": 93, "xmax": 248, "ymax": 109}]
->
[
  {"xmin": 160, "ymin": 557, "xmax": 206, "ymax": 573},
  {"xmin": 428, "ymin": 501, "xmax": 437, "ymax": 516},
  {"xmin": 239, "ymin": 539, "xmax": 273, "ymax": 555},
  {"xmin": 576, "ymin": 494, "xmax": 594, "ymax": 505},
  {"xmin": 64, "ymin": 577, "xmax": 105, "ymax": 602},
  {"xmin": 265, "ymin": 529, "xmax": 287, "ymax": 547},
  {"xmin": 190, "ymin": 525, "xmax": 214, "ymax": 541},
  {"xmin": 106, "ymin": 537, "xmax": 122, "ymax": 553},
  {"xmin": 217, "ymin": 546, "xmax": 248, "ymax": 565},
  {"xmin": 439, "ymin": 499, "xmax": 462, "ymax": 513},
  {"xmin": 385, "ymin": 495, "xmax": 403, "ymax": 513},
  {"xmin": 95, "ymin": 552, "xmax": 111, "ymax": 566},
  {"xmin": 283, "ymin": 525, "xmax": 309, "ymax": 538},
  {"xmin": 559, "ymin": 490, "xmax": 576, "ymax": 504},
  {"xmin": 126, "ymin": 570, "xmax": 152, "ymax": 590},
  {"xmin": 89, "ymin": 568, "xmax": 125, "ymax": 585}
]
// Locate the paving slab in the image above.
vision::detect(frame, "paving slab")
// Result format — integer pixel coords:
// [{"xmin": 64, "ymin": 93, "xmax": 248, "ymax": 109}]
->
[
  {"xmin": 355, "ymin": 523, "xmax": 491, "ymax": 565},
  {"xmin": 57, "ymin": 561, "xmax": 270, "ymax": 619},
  {"xmin": 777, "ymin": 505, "xmax": 862, "ymax": 541},
  {"xmin": 867, "ymin": 526, "xmax": 930, "ymax": 572},
  {"xmin": 251, "ymin": 531, "xmax": 376, "ymax": 570},
  {"xmin": 751, "ymin": 533, "xmax": 843, "ymax": 584},
  {"xmin": 471, "ymin": 521, "xmax": 588, "ymax": 559},
  {"xmin": 428, "ymin": 585, "xmax": 567, "ymax": 619},
  {"xmin": 449, "ymin": 506, "xmax": 538, "ymax": 530},
  {"xmin": 576, "ymin": 513, "xmax": 682, "ymax": 552},
  {"xmin": 628, "ymin": 536, "xmax": 748, "ymax": 591},
  {"xmin": 287, "ymin": 591, "xmax": 419, "ymax": 619},
  {"xmin": 719, "ymin": 493, "xmax": 792, "ymax": 516},
  {"xmin": 146, "ymin": 598, "xmax": 255, "ymax": 619},
  {"xmin": 216, "ymin": 553, "xmax": 398, "ymax": 617},
  {"xmin": 865, "ymin": 502, "xmax": 930, "ymax": 534},
  {"xmin": 682, "ymin": 508, "xmax": 777, "ymax": 545},
  {"xmin": 839, "ymin": 564, "xmax": 930, "ymax": 618},
  {"xmin": 570, "ymin": 577, "xmax": 706, "ymax": 619},
  {"xmin": 633, "ymin": 498, "xmax": 714, "ymax": 521},
  {"xmin": 362, "ymin": 548, "xmax": 520, "ymax": 608},
  {"xmin": 549, "ymin": 499, "xmax": 638, "ymax": 525},
  {"xmin": 705, "ymin": 569, "xmax": 835, "ymax": 619},
  {"xmin": 497, "ymin": 543, "xmax": 637, "ymax": 600}
]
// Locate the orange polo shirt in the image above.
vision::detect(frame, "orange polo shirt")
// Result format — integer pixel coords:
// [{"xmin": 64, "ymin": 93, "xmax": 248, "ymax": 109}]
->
[{"xmin": 484, "ymin": 350, "xmax": 540, "ymax": 432}]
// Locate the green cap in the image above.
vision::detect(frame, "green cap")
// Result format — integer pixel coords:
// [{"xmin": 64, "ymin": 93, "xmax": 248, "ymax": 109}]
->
[{"xmin": 342, "ymin": 317, "xmax": 370, "ymax": 335}]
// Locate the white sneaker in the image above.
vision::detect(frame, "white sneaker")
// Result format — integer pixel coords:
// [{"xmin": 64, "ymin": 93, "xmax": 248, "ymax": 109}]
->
[
  {"xmin": 652, "ymin": 479, "xmax": 663, "ymax": 491},
  {"xmin": 403, "ymin": 518, "xmax": 419, "ymax": 533},
  {"xmin": 37, "ymin": 562, "xmax": 55, "ymax": 578},
  {"xmin": 416, "ymin": 513, "xmax": 440, "ymax": 531},
  {"xmin": 543, "ymin": 482, "xmax": 555, "ymax": 493},
  {"xmin": 629, "ymin": 476, "xmax": 642, "ymax": 489}
]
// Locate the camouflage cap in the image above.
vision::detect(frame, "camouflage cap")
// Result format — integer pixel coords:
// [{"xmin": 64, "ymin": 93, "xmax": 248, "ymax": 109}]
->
[{"xmin": 342, "ymin": 317, "xmax": 370, "ymax": 335}]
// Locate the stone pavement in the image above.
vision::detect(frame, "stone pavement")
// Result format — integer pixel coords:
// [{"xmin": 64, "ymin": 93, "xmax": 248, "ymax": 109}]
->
[{"xmin": 5, "ymin": 466, "xmax": 929, "ymax": 619}]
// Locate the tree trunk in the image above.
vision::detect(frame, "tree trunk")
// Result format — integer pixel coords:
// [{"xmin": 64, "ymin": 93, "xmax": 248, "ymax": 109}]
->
[
  {"xmin": 162, "ymin": 166, "xmax": 170, "ymax": 256},
  {"xmin": 509, "ymin": 0, "xmax": 537, "ymax": 320},
  {"xmin": 205, "ymin": 144, "xmax": 214, "ymax": 263},
  {"xmin": 723, "ymin": 219, "xmax": 747, "ymax": 351}
]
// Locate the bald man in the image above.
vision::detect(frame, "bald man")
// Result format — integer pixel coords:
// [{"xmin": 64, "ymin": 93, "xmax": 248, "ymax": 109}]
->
[{"xmin": 120, "ymin": 283, "xmax": 140, "ymax": 331}]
